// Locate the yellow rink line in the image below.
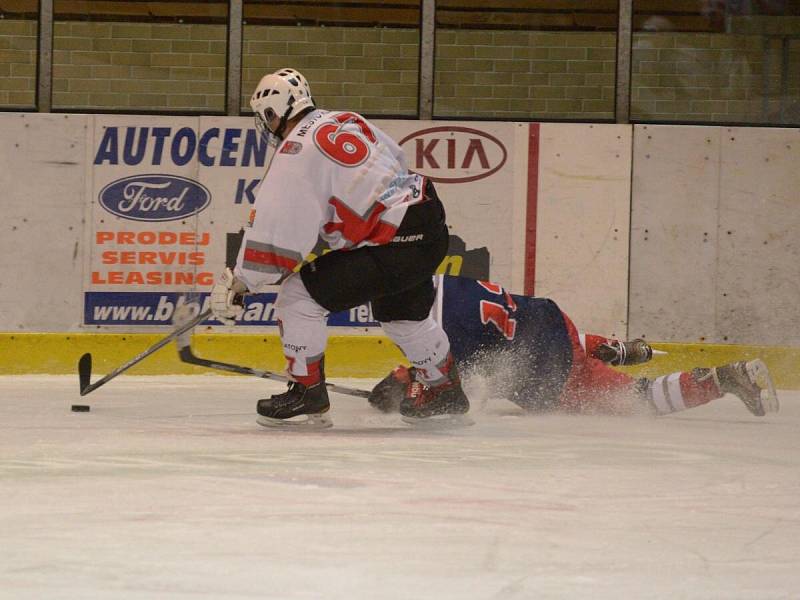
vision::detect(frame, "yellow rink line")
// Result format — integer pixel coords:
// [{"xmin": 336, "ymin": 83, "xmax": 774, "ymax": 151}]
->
[{"xmin": 1, "ymin": 334, "xmax": 798, "ymax": 390}]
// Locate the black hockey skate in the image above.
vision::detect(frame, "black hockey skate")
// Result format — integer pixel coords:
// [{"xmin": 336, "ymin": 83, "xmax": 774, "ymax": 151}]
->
[
  {"xmin": 256, "ymin": 380, "xmax": 332, "ymax": 429},
  {"xmin": 399, "ymin": 363, "xmax": 473, "ymax": 427},
  {"xmin": 593, "ymin": 339, "xmax": 653, "ymax": 366},
  {"xmin": 707, "ymin": 359, "xmax": 779, "ymax": 416},
  {"xmin": 368, "ymin": 365, "xmax": 415, "ymax": 413}
]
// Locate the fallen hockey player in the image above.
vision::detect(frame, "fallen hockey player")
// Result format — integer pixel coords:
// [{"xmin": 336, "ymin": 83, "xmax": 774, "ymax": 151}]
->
[{"xmin": 368, "ymin": 275, "xmax": 780, "ymax": 418}]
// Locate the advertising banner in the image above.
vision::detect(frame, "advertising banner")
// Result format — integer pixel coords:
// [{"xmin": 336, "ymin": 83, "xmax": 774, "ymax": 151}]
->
[
  {"xmin": 84, "ymin": 291, "xmax": 376, "ymax": 327},
  {"xmin": 87, "ymin": 116, "xmax": 251, "ymax": 327},
  {"xmin": 380, "ymin": 120, "xmax": 528, "ymax": 287},
  {"xmin": 84, "ymin": 115, "xmax": 528, "ymax": 330}
]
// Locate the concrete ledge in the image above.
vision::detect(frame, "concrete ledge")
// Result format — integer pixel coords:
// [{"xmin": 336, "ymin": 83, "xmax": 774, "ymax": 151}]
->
[{"xmin": 1, "ymin": 334, "xmax": 798, "ymax": 389}]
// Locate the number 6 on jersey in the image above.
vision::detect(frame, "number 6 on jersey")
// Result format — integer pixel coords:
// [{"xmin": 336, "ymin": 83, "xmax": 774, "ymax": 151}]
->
[{"xmin": 314, "ymin": 112, "xmax": 377, "ymax": 167}]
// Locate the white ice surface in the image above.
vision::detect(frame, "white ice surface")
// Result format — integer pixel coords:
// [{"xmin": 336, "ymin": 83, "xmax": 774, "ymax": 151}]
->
[{"xmin": 1, "ymin": 374, "xmax": 799, "ymax": 600}]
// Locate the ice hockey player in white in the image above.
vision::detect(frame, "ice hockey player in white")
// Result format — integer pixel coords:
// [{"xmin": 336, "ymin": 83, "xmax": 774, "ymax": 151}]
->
[{"xmin": 211, "ymin": 68, "xmax": 470, "ymax": 428}]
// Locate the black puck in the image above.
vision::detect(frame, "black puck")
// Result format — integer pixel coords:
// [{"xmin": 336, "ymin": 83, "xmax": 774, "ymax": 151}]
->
[{"xmin": 71, "ymin": 404, "xmax": 91, "ymax": 412}]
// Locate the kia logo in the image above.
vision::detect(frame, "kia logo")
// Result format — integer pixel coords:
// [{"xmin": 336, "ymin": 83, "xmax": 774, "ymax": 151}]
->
[
  {"xmin": 99, "ymin": 175, "xmax": 211, "ymax": 222},
  {"xmin": 399, "ymin": 127, "xmax": 507, "ymax": 183}
]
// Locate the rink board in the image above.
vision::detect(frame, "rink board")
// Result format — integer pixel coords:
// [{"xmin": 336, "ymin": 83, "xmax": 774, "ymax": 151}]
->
[
  {"xmin": 1, "ymin": 113, "xmax": 630, "ymax": 339},
  {"xmin": 2, "ymin": 113, "xmax": 799, "ymax": 377},
  {"xmin": 533, "ymin": 123, "xmax": 632, "ymax": 339}
]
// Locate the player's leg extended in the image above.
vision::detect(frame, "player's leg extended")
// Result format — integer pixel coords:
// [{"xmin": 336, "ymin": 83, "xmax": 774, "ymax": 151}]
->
[
  {"xmin": 561, "ymin": 313, "xmax": 777, "ymax": 416},
  {"xmin": 570, "ymin": 359, "xmax": 778, "ymax": 418},
  {"xmin": 256, "ymin": 273, "xmax": 332, "ymax": 428},
  {"xmin": 562, "ymin": 345, "xmax": 716, "ymax": 417},
  {"xmin": 643, "ymin": 361, "xmax": 778, "ymax": 416}
]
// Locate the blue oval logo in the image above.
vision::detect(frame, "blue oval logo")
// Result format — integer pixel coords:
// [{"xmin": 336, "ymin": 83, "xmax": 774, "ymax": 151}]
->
[{"xmin": 99, "ymin": 174, "xmax": 211, "ymax": 222}]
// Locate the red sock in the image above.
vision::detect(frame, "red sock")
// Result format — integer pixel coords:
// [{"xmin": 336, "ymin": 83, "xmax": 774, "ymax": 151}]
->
[
  {"xmin": 286, "ymin": 356, "xmax": 324, "ymax": 387},
  {"xmin": 648, "ymin": 371, "xmax": 721, "ymax": 414}
]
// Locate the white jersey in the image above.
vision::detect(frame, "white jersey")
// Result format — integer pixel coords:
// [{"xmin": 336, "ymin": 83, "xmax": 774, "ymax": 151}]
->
[{"xmin": 234, "ymin": 109, "xmax": 426, "ymax": 290}]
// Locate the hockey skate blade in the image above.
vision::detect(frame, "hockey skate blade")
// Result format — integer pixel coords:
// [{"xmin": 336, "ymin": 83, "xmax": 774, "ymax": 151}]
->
[
  {"xmin": 401, "ymin": 413, "xmax": 475, "ymax": 429},
  {"xmin": 747, "ymin": 359, "xmax": 780, "ymax": 414},
  {"xmin": 256, "ymin": 413, "xmax": 333, "ymax": 430}
]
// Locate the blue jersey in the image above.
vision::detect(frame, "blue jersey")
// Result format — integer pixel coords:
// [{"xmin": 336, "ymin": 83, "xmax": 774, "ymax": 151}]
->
[{"xmin": 431, "ymin": 275, "xmax": 573, "ymax": 411}]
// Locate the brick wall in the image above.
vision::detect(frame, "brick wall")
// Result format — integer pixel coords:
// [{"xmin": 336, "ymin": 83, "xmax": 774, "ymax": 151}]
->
[
  {"xmin": 241, "ymin": 25, "xmax": 419, "ymax": 115},
  {"xmin": 434, "ymin": 30, "xmax": 617, "ymax": 119},
  {"xmin": 0, "ymin": 20, "xmax": 37, "ymax": 108},
  {"xmin": 3, "ymin": 18, "xmax": 797, "ymax": 122},
  {"xmin": 632, "ymin": 32, "xmax": 800, "ymax": 123},
  {"xmin": 51, "ymin": 21, "xmax": 227, "ymax": 112},
  {"xmin": 790, "ymin": 40, "xmax": 800, "ymax": 117}
]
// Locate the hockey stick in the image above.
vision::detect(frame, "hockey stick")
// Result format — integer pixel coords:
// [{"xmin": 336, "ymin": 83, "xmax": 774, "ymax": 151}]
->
[
  {"xmin": 176, "ymin": 343, "xmax": 372, "ymax": 399},
  {"xmin": 173, "ymin": 308, "xmax": 371, "ymax": 399},
  {"xmin": 78, "ymin": 308, "xmax": 213, "ymax": 396}
]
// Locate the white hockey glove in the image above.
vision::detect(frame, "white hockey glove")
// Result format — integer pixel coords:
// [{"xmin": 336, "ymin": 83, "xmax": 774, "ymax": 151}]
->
[{"xmin": 210, "ymin": 267, "xmax": 248, "ymax": 325}]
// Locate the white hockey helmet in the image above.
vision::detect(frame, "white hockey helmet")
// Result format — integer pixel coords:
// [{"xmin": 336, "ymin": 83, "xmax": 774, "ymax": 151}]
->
[{"xmin": 250, "ymin": 68, "xmax": 314, "ymax": 144}]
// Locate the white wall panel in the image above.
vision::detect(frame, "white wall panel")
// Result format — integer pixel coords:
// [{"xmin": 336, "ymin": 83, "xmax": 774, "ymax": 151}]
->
[
  {"xmin": 535, "ymin": 123, "xmax": 632, "ymax": 338},
  {"xmin": 630, "ymin": 125, "xmax": 800, "ymax": 346},
  {"xmin": 717, "ymin": 127, "xmax": 800, "ymax": 345},
  {"xmin": 0, "ymin": 113, "xmax": 88, "ymax": 330},
  {"xmin": 629, "ymin": 125, "xmax": 721, "ymax": 342}
]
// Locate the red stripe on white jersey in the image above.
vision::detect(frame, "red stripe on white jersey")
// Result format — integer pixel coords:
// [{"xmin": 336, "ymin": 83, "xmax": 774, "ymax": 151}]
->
[{"xmin": 243, "ymin": 247, "xmax": 299, "ymax": 271}]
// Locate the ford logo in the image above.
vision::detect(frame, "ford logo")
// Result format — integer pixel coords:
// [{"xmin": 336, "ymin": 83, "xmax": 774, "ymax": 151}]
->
[
  {"xmin": 98, "ymin": 174, "xmax": 211, "ymax": 222},
  {"xmin": 399, "ymin": 127, "xmax": 508, "ymax": 184}
]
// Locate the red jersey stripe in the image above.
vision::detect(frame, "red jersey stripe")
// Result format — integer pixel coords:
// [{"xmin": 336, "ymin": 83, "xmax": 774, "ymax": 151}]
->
[{"xmin": 243, "ymin": 247, "xmax": 299, "ymax": 271}]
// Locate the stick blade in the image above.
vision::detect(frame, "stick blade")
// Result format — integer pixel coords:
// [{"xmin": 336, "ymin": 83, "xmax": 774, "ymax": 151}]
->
[
  {"xmin": 78, "ymin": 353, "xmax": 92, "ymax": 396},
  {"xmin": 178, "ymin": 345, "xmax": 197, "ymax": 364}
]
